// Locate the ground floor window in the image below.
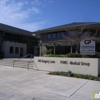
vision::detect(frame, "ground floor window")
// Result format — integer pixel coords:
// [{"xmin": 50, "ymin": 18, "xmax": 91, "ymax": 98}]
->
[
  {"xmin": 9, "ymin": 46, "xmax": 13, "ymax": 53},
  {"xmin": 15, "ymin": 47, "xmax": 19, "ymax": 54},
  {"xmin": 20, "ymin": 48, "xmax": 23, "ymax": 57}
]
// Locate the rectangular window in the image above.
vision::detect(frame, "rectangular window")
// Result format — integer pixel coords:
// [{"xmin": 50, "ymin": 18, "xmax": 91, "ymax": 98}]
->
[
  {"xmin": 20, "ymin": 48, "xmax": 23, "ymax": 53},
  {"xmin": 57, "ymin": 33, "xmax": 61, "ymax": 38},
  {"xmin": 20, "ymin": 48, "xmax": 23, "ymax": 57},
  {"xmin": 0, "ymin": 31, "xmax": 3, "ymax": 36},
  {"xmin": 53, "ymin": 33, "xmax": 56, "ymax": 38},
  {"xmin": 48, "ymin": 34, "xmax": 51, "ymax": 39},
  {"xmin": 15, "ymin": 47, "xmax": 19, "ymax": 54},
  {"xmin": 9, "ymin": 46, "xmax": 13, "ymax": 53}
]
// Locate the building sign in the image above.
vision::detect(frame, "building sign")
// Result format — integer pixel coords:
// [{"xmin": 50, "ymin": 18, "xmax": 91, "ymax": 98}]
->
[
  {"xmin": 80, "ymin": 40, "xmax": 95, "ymax": 55},
  {"xmin": 34, "ymin": 57, "xmax": 99, "ymax": 76},
  {"xmin": 38, "ymin": 59, "xmax": 90, "ymax": 66}
]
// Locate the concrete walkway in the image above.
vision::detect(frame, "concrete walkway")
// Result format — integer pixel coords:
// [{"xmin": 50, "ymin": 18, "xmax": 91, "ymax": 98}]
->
[{"xmin": 0, "ymin": 65, "xmax": 100, "ymax": 100}]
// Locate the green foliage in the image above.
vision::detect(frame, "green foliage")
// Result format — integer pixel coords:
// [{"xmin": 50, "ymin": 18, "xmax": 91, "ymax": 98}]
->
[
  {"xmin": 49, "ymin": 71, "xmax": 67, "ymax": 76},
  {"xmin": 43, "ymin": 52, "xmax": 100, "ymax": 58},
  {"xmin": 49, "ymin": 71, "xmax": 100, "ymax": 81},
  {"xmin": 95, "ymin": 52, "xmax": 100, "ymax": 58},
  {"xmin": 66, "ymin": 52, "xmax": 100, "ymax": 58},
  {"xmin": 66, "ymin": 53, "xmax": 82, "ymax": 58},
  {"xmin": 82, "ymin": 55, "xmax": 90, "ymax": 58},
  {"xmin": 47, "ymin": 54, "xmax": 66, "ymax": 57}
]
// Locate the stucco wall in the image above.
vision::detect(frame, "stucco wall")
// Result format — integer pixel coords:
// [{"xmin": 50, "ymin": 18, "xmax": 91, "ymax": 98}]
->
[
  {"xmin": 2, "ymin": 41, "xmax": 27, "ymax": 58},
  {"xmin": 34, "ymin": 57, "xmax": 99, "ymax": 76}
]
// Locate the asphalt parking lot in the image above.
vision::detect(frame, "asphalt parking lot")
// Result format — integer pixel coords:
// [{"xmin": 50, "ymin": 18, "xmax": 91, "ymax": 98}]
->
[{"xmin": 0, "ymin": 65, "xmax": 100, "ymax": 100}]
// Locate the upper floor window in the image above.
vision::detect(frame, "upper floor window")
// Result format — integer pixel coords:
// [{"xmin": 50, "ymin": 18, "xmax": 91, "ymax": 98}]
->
[
  {"xmin": 63, "ymin": 31, "xmax": 69, "ymax": 36},
  {"xmin": 48, "ymin": 34, "xmax": 51, "ymax": 39},
  {"xmin": 53, "ymin": 33, "xmax": 56, "ymax": 38},
  {"xmin": 57, "ymin": 32, "xmax": 61, "ymax": 38},
  {"xmin": 81, "ymin": 31, "xmax": 90, "ymax": 37}
]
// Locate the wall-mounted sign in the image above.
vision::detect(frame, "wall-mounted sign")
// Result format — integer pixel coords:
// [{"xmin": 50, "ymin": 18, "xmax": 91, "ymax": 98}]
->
[
  {"xmin": 80, "ymin": 40, "xmax": 95, "ymax": 55},
  {"xmin": 38, "ymin": 59, "xmax": 90, "ymax": 66},
  {"xmin": 34, "ymin": 57, "xmax": 100, "ymax": 76}
]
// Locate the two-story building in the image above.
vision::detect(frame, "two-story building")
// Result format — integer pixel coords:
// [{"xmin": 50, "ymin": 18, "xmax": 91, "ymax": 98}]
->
[
  {"xmin": 0, "ymin": 23, "xmax": 38, "ymax": 58},
  {"xmin": 33, "ymin": 22, "xmax": 100, "ymax": 55},
  {"xmin": 1, "ymin": 22, "xmax": 100, "ymax": 57}
]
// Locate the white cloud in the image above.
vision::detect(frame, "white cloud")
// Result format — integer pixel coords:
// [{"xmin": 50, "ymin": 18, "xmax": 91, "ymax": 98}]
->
[
  {"xmin": 32, "ymin": 7, "xmax": 40, "ymax": 14},
  {"xmin": 32, "ymin": 0, "xmax": 41, "ymax": 5},
  {"xmin": 18, "ymin": 21, "xmax": 46, "ymax": 31},
  {"xmin": 0, "ymin": 0, "xmax": 45, "ymax": 31}
]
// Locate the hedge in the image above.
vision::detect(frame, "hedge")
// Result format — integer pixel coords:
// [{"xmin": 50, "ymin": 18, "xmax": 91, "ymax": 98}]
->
[{"xmin": 49, "ymin": 71, "xmax": 100, "ymax": 81}]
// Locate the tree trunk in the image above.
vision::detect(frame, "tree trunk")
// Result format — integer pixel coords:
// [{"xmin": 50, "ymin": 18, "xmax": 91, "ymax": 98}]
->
[
  {"xmin": 70, "ymin": 45, "xmax": 73, "ymax": 53},
  {"xmin": 76, "ymin": 44, "xmax": 78, "ymax": 53},
  {"xmin": 54, "ymin": 45, "xmax": 55, "ymax": 54}
]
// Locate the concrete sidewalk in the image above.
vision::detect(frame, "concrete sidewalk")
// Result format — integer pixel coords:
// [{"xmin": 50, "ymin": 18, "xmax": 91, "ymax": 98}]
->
[{"xmin": 0, "ymin": 65, "xmax": 100, "ymax": 100}]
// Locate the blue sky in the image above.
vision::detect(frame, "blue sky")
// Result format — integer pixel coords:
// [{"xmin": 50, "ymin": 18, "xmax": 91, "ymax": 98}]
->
[{"xmin": 0, "ymin": 0, "xmax": 100, "ymax": 32}]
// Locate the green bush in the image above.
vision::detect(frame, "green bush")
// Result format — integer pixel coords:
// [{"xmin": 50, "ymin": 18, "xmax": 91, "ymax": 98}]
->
[
  {"xmin": 43, "ymin": 52, "xmax": 100, "ymax": 58},
  {"xmin": 66, "ymin": 52, "xmax": 100, "ymax": 58},
  {"xmin": 66, "ymin": 53, "xmax": 82, "ymax": 58},
  {"xmin": 82, "ymin": 55, "xmax": 90, "ymax": 58},
  {"xmin": 49, "ymin": 71, "xmax": 100, "ymax": 81},
  {"xmin": 47, "ymin": 54, "xmax": 66, "ymax": 57},
  {"xmin": 49, "ymin": 71, "xmax": 67, "ymax": 76},
  {"xmin": 95, "ymin": 52, "xmax": 100, "ymax": 58}
]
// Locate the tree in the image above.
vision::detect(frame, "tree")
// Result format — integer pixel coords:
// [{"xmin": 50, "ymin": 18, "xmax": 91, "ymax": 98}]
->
[{"xmin": 62, "ymin": 27, "xmax": 99, "ymax": 53}]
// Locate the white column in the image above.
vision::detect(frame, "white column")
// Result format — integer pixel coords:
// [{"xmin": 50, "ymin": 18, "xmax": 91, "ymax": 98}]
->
[
  {"xmin": 54, "ymin": 45, "xmax": 55, "ymax": 54},
  {"xmin": 39, "ymin": 40, "xmax": 42, "ymax": 56},
  {"xmin": 71, "ymin": 45, "xmax": 72, "ymax": 53},
  {"xmin": 39, "ymin": 44, "xmax": 41, "ymax": 56}
]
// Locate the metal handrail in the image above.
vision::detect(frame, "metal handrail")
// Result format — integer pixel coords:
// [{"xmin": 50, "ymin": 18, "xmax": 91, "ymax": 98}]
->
[
  {"xmin": 13, "ymin": 54, "xmax": 33, "ymax": 68},
  {"xmin": 14, "ymin": 54, "xmax": 32, "ymax": 61},
  {"xmin": 20, "ymin": 54, "xmax": 33, "ymax": 59}
]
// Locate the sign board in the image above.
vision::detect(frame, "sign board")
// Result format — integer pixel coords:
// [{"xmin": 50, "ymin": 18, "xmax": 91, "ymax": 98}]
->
[
  {"xmin": 80, "ymin": 40, "xmax": 95, "ymax": 55},
  {"xmin": 34, "ymin": 57, "xmax": 100, "ymax": 76}
]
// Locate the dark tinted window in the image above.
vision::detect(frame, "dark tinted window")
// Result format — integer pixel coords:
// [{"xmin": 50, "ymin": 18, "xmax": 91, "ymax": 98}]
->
[
  {"xmin": 20, "ymin": 48, "xmax": 23, "ymax": 53},
  {"xmin": 15, "ymin": 47, "xmax": 19, "ymax": 54},
  {"xmin": 57, "ymin": 33, "xmax": 61, "ymax": 38},
  {"xmin": 0, "ymin": 31, "xmax": 3, "ymax": 36},
  {"xmin": 48, "ymin": 34, "xmax": 51, "ymax": 39},
  {"xmin": 10, "ymin": 46, "xmax": 13, "ymax": 53},
  {"xmin": 53, "ymin": 33, "xmax": 56, "ymax": 38}
]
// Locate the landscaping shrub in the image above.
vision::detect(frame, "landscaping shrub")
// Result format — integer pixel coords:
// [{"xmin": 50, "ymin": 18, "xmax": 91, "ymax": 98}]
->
[
  {"xmin": 82, "ymin": 55, "xmax": 90, "ymax": 58},
  {"xmin": 46, "ymin": 54, "xmax": 66, "ymax": 57},
  {"xmin": 66, "ymin": 53, "xmax": 82, "ymax": 58},
  {"xmin": 43, "ymin": 52, "xmax": 100, "ymax": 58},
  {"xmin": 95, "ymin": 52, "xmax": 100, "ymax": 58},
  {"xmin": 49, "ymin": 71, "xmax": 100, "ymax": 81}
]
